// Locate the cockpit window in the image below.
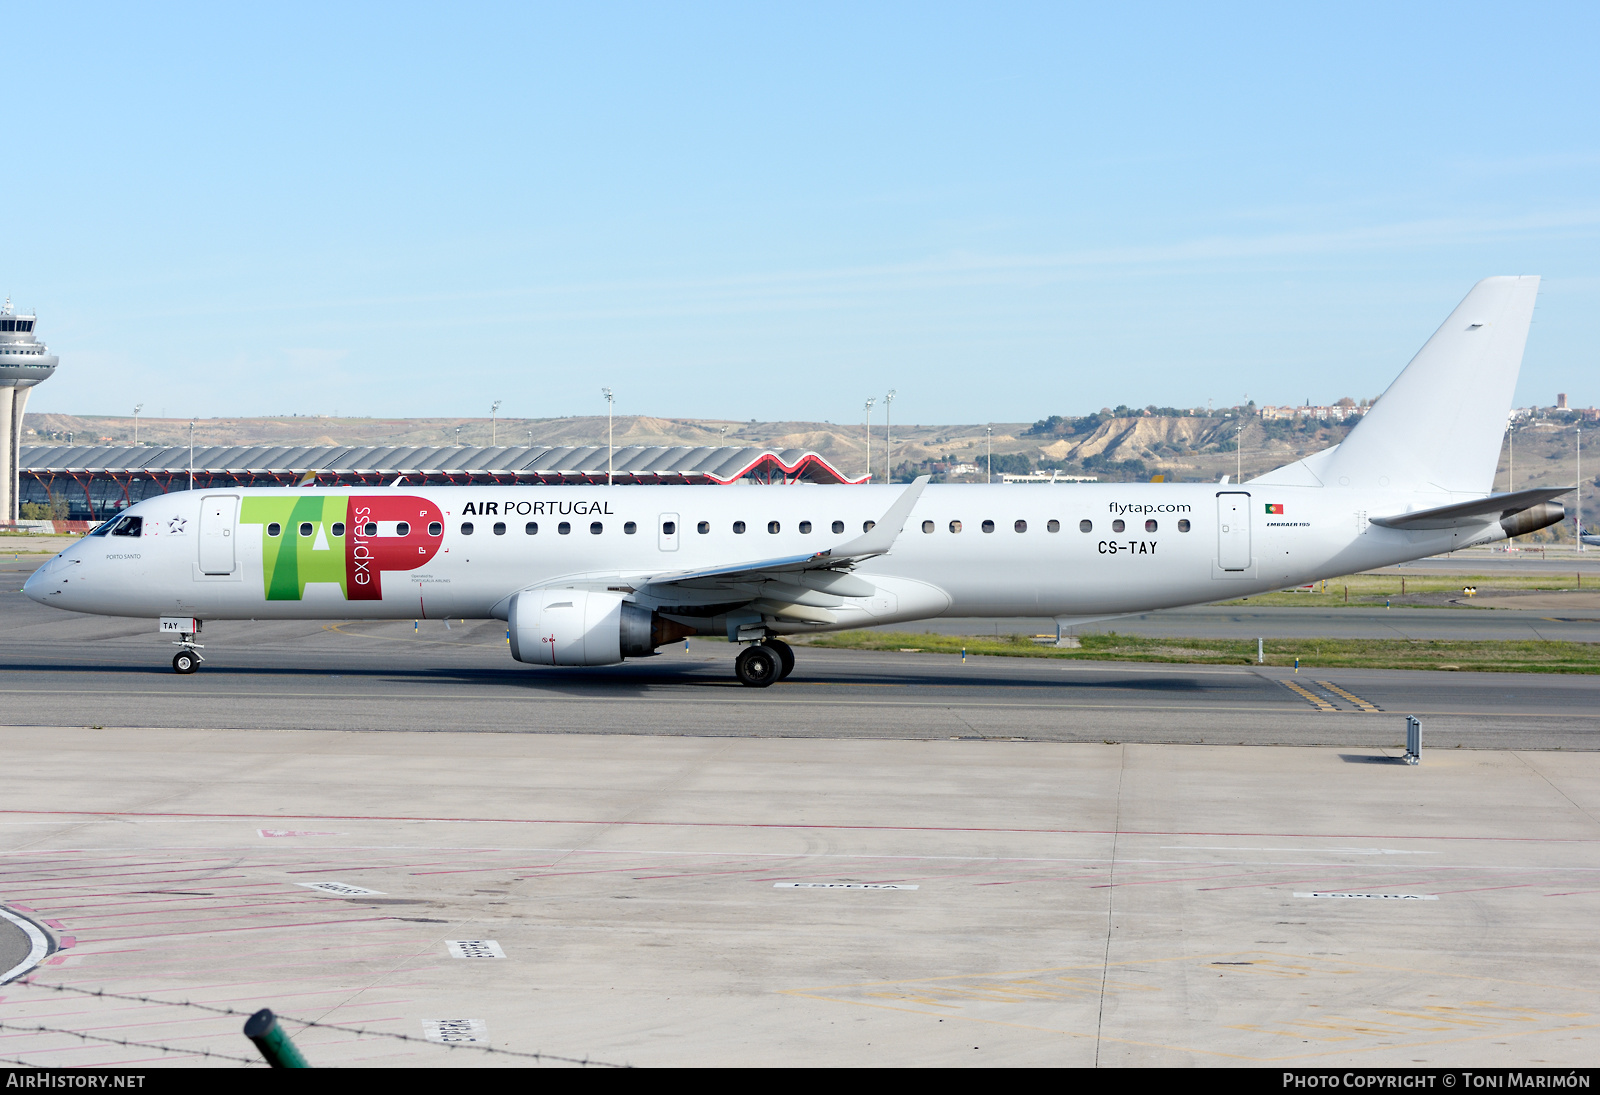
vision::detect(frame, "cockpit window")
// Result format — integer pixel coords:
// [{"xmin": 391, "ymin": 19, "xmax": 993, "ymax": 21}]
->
[
  {"xmin": 110, "ymin": 515, "xmax": 142, "ymax": 537},
  {"xmin": 89, "ymin": 518, "xmax": 114, "ymax": 536}
]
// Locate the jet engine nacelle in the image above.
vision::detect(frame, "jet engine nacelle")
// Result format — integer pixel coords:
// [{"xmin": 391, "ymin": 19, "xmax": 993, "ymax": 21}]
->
[{"xmin": 507, "ymin": 589, "xmax": 662, "ymax": 666}]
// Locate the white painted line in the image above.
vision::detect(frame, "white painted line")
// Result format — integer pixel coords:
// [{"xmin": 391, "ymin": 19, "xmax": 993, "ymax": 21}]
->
[
  {"xmin": 0, "ymin": 906, "xmax": 50, "ymax": 984},
  {"xmin": 774, "ymin": 883, "xmax": 919, "ymax": 890},
  {"xmin": 296, "ymin": 882, "xmax": 386, "ymax": 896},
  {"xmin": 1294, "ymin": 892, "xmax": 1438, "ymax": 900},
  {"xmin": 422, "ymin": 1018, "xmax": 488, "ymax": 1044},
  {"xmin": 260, "ymin": 828, "xmax": 340, "ymax": 838},
  {"xmin": 446, "ymin": 939, "xmax": 506, "ymax": 958}
]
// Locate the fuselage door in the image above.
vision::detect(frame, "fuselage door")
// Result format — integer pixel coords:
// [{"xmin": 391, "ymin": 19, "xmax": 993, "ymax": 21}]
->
[
  {"xmin": 198, "ymin": 495, "xmax": 239, "ymax": 575},
  {"xmin": 1216, "ymin": 492, "xmax": 1252, "ymax": 571},
  {"xmin": 659, "ymin": 512, "xmax": 680, "ymax": 551}
]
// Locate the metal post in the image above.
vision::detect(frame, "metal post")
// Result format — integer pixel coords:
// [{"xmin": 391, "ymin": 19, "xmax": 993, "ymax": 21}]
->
[
  {"xmin": 491, "ymin": 399, "xmax": 501, "ymax": 446},
  {"xmin": 188, "ymin": 420, "xmax": 195, "ymax": 491},
  {"xmin": 602, "ymin": 387, "xmax": 614, "ymax": 486},
  {"xmin": 1257, "ymin": 638, "xmax": 1264, "ymax": 664},
  {"xmin": 1578, "ymin": 424, "xmax": 1583, "ymax": 551},
  {"xmin": 986, "ymin": 425, "xmax": 992, "ymax": 483},
  {"xmin": 133, "ymin": 404, "xmax": 143, "ymax": 445},
  {"xmin": 1404, "ymin": 716, "xmax": 1421, "ymax": 765},
  {"xmin": 243, "ymin": 1008, "xmax": 311, "ymax": 1068},
  {"xmin": 884, "ymin": 389, "xmax": 896, "ymax": 484},
  {"xmin": 863, "ymin": 398, "xmax": 876, "ymax": 481}
]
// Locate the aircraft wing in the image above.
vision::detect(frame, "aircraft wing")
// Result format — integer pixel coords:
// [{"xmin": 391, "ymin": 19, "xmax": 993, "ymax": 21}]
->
[
  {"xmin": 1369, "ymin": 486, "xmax": 1572, "ymax": 530},
  {"xmin": 638, "ymin": 475, "xmax": 930, "ymax": 597}
]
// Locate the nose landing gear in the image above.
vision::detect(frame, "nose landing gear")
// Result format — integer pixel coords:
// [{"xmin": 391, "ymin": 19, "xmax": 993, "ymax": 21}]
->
[{"xmin": 172, "ymin": 634, "xmax": 204, "ymax": 674}]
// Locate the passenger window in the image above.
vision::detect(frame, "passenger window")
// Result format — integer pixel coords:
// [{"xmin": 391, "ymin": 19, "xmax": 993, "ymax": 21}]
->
[
  {"xmin": 266, "ymin": 522, "xmax": 281, "ymax": 537},
  {"xmin": 493, "ymin": 522, "xmax": 506, "ymax": 535},
  {"xmin": 768, "ymin": 521, "xmax": 780, "ymax": 534},
  {"xmin": 799, "ymin": 521, "xmax": 812, "ymax": 534},
  {"xmin": 1014, "ymin": 520, "xmax": 1027, "ymax": 533},
  {"xmin": 558, "ymin": 522, "xmax": 571, "ymax": 535},
  {"xmin": 832, "ymin": 521, "xmax": 844, "ymax": 534},
  {"xmin": 1145, "ymin": 519, "xmax": 1157, "ymax": 533},
  {"xmin": 524, "ymin": 521, "xmax": 537, "ymax": 535},
  {"xmin": 397, "ymin": 521, "xmax": 411, "ymax": 536},
  {"xmin": 461, "ymin": 522, "xmax": 475, "ymax": 535},
  {"xmin": 299, "ymin": 522, "xmax": 314, "ymax": 537},
  {"xmin": 697, "ymin": 521, "xmax": 710, "ymax": 534},
  {"xmin": 662, "ymin": 521, "xmax": 675, "ymax": 535},
  {"xmin": 430, "ymin": 522, "xmax": 443, "ymax": 536},
  {"xmin": 1047, "ymin": 519, "xmax": 1060, "ymax": 533},
  {"xmin": 733, "ymin": 521, "xmax": 746, "ymax": 534},
  {"xmin": 364, "ymin": 522, "xmax": 378, "ymax": 536},
  {"xmin": 1112, "ymin": 519, "xmax": 1125, "ymax": 533},
  {"xmin": 863, "ymin": 521, "xmax": 875, "ymax": 532},
  {"xmin": 590, "ymin": 522, "xmax": 603, "ymax": 534},
  {"xmin": 1178, "ymin": 519, "xmax": 1191, "ymax": 532},
  {"xmin": 981, "ymin": 520, "xmax": 995, "ymax": 533},
  {"xmin": 331, "ymin": 522, "xmax": 345, "ymax": 537},
  {"xmin": 625, "ymin": 521, "xmax": 638, "ymax": 534},
  {"xmin": 922, "ymin": 520, "xmax": 935, "ymax": 533},
  {"xmin": 950, "ymin": 520, "xmax": 963, "ymax": 533},
  {"xmin": 1079, "ymin": 520, "xmax": 1092, "ymax": 533}
]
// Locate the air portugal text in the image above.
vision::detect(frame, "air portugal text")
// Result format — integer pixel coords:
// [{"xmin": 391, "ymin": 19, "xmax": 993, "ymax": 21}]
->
[{"xmin": 461, "ymin": 500, "xmax": 615, "ymax": 516}]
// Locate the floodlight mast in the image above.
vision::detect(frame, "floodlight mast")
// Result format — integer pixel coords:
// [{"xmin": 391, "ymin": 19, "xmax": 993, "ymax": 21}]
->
[
  {"xmin": 491, "ymin": 400, "xmax": 501, "ymax": 446},
  {"xmin": 602, "ymin": 387, "xmax": 614, "ymax": 486},
  {"xmin": 133, "ymin": 404, "xmax": 143, "ymax": 445},
  {"xmin": 884, "ymin": 389, "xmax": 896, "ymax": 485},
  {"xmin": 863, "ymin": 398, "xmax": 876, "ymax": 481}
]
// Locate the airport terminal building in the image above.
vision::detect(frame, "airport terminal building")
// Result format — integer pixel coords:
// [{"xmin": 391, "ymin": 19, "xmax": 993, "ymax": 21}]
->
[{"xmin": 17, "ymin": 443, "xmax": 866, "ymax": 523}]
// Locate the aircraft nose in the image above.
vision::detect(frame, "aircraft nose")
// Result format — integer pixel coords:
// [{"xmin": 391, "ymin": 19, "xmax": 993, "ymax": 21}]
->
[{"xmin": 22, "ymin": 553, "xmax": 71, "ymax": 604}]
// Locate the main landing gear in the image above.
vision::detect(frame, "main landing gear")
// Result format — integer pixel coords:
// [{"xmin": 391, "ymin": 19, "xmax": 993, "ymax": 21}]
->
[{"xmin": 734, "ymin": 638, "xmax": 794, "ymax": 688}]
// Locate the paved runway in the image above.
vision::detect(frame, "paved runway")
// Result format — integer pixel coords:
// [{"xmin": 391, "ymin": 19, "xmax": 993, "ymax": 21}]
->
[
  {"xmin": 4, "ymin": 558, "xmax": 1600, "ymax": 750},
  {"xmin": 0, "ymin": 731, "xmax": 1596, "ymax": 1067},
  {"xmin": 5, "ymin": 557, "xmax": 1600, "ymax": 1067}
]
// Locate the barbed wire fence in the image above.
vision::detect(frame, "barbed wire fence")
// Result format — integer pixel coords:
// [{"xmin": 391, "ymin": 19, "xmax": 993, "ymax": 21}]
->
[{"xmin": 3, "ymin": 978, "xmax": 629, "ymax": 1068}]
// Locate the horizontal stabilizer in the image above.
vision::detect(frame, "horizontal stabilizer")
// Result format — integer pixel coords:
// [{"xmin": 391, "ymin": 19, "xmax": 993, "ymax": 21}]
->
[{"xmin": 1369, "ymin": 486, "xmax": 1572, "ymax": 530}]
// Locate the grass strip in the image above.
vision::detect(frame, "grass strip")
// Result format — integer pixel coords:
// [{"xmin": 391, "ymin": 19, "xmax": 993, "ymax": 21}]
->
[
  {"xmin": 796, "ymin": 630, "xmax": 1600, "ymax": 674},
  {"xmin": 1221, "ymin": 571, "xmax": 1592, "ymax": 608}
]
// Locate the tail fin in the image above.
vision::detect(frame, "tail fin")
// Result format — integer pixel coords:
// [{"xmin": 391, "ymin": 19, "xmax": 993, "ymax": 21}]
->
[{"xmin": 1255, "ymin": 276, "xmax": 1540, "ymax": 493}]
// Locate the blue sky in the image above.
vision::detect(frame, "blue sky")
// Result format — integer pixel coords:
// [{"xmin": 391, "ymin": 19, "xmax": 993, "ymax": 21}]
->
[{"xmin": 9, "ymin": 3, "xmax": 1598, "ymax": 424}]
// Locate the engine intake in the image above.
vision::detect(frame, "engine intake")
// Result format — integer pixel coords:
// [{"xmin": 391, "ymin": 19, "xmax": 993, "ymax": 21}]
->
[
  {"xmin": 1500, "ymin": 502, "xmax": 1566, "ymax": 540},
  {"xmin": 508, "ymin": 589, "xmax": 692, "ymax": 666}
]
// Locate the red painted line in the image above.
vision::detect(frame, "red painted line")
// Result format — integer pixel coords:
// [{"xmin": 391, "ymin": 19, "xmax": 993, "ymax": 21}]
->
[{"xmin": 2, "ymin": 807, "xmax": 1595, "ymax": 844}]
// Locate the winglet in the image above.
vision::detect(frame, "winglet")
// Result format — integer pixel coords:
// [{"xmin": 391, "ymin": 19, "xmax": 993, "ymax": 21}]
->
[{"xmin": 826, "ymin": 475, "xmax": 930, "ymax": 560}]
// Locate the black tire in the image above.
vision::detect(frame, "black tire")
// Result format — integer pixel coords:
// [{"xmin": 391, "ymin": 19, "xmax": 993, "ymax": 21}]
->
[
  {"xmin": 735, "ymin": 644, "xmax": 781, "ymax": 688},
  {"xmin": 173, "ymin": 651, "xmax": 199, "ymax": 675},
  {"xmin": 765, "ymin": 639, "xmax": 795, "ymax": 680}
]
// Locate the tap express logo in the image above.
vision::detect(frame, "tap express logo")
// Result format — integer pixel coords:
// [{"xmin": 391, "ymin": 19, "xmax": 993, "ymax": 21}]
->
[{"xmin": 240, "ymin": 495, "xmax": 443, "ymax": 601}]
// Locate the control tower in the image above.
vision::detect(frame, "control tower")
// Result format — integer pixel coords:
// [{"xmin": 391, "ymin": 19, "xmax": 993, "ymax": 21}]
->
[{"xmin": 0, "ymin": 299, "xmax": 59, "ymax": 522}]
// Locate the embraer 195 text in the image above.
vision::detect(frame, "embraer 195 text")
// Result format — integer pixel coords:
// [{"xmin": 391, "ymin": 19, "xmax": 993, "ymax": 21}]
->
[{"xmin": 25, "ymin": 278, "xmax": 1569, "ymax": 686}]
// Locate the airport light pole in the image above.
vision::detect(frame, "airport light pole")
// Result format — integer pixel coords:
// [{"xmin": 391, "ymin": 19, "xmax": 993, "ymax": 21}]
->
[
  {"xmin": 1578, "ymin": 424, "xmax": 1584, "ymax": 550},
  {"xmin": 602, "ymin": 387, "xmax": 614, "ymax": 486},
  {"xmin": 1236, "ymin": 424, "xmax": 1243, "ymax": 484},
  {"xmin": 986, "ymin": 425, "xmax": 992, "ymax": 483},
  {"xmin": 188, "ymin": 420, "xmax": 195, "ymax": 491},
  {"xmin": 133, "ymin": 404, "xmax": 143, "ymax": 445},
  {"xmin": 491, "ymin": 400, "xmax": 501, "ymax": 446},
  {"xmin": 864, "ymin": 398, "xmax": 876, "ymax": 482},
  {"xmin": 884, "ymin": 389, "xmax": 895, "ymax": 485}
]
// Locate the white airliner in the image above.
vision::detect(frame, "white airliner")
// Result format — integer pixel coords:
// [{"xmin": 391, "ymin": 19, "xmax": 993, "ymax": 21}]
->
[{"xmin": 25, "ymin": 277, "xmax": 1569, "ymax": 686}]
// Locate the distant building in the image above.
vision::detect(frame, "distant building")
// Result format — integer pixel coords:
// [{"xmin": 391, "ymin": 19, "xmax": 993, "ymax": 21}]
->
[{"xmin": 1259, "ymin": 404, "xmax": 1368, "ymax": 423}]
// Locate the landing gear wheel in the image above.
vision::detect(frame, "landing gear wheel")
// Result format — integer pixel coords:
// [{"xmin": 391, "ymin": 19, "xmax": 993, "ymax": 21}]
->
[
  {"xmin": 735, "ymin": 644, "xmax": 781, "ymax": 688},
  {"xmin": 764, "ymin": 639, "xmax": 795, "ymax": 680},
  {"xmin": 173, "ymin": 650, "xmax": 200, "ymax": 675}
]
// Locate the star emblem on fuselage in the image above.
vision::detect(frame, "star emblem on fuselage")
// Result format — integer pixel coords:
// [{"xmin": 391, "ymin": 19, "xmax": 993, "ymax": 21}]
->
[{"xmin": 167, "ymin": 516, "xmax": 187, "ymax": 534}]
